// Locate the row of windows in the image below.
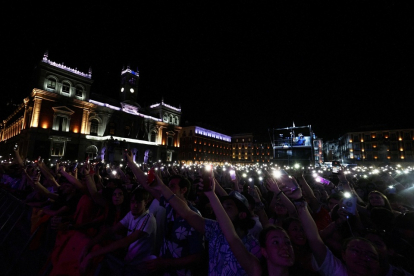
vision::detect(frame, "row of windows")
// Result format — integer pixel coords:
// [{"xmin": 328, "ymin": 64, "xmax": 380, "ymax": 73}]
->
[
  {"xmin": 350, "ymin": 154, "xmax": 414, "ymax": 161},
  {"xmin": 349, "ymin": 142, "xmax": 414, "ymax": 151},
  {"xmin": 349, "ymin": 131, "xmax": 414, "ymax": 142},
  {"xmin": 47, "ymin": 78, "xmax": 84, "ymax": 97},
  {"xmin": 233, "ymin": 138, "xmax": 252, "ymax": 143}
]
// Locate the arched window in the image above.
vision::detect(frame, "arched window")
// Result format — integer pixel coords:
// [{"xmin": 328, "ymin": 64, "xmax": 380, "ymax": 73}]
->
[
  {"xmin": 75, "ymin": 85, "xmax": 83, "ymax": 97},
  {"xmin": 47, "ymin": 78, "xmax": 56, "ymax": 89},
  {"xmin": 90, "ymin": 119, "xmax": 99, "ymax": 135},
  {"xmin": 62, "ymin": 81, "xmax": 70, "ymax": 93},
  {"xmin": 86, "ymin": 145, "xmax": 98, "ymax": 159}
]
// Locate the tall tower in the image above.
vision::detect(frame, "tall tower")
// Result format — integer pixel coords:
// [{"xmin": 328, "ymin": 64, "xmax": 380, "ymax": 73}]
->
[{"xmin": 120, "ymin": 65, "xmax": 139, "ymax": 103}]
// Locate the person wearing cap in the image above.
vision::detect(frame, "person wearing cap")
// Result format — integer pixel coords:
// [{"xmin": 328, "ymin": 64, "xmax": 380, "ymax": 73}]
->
[{"xmin": 142, "ymin": 169, "xmax": 261, "ymax": 276}]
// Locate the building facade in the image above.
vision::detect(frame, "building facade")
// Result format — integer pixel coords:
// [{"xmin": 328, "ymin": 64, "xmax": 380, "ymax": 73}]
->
[
  {"xmin": 338, "ymin": 129, "xmax": 414, "ymax": 164},
  {"xmin": 231, "ymin": 134, "xmax": 273, "ymax": 164},
  {"xmin": 179, "ymin": 126, "xmax": 232, "ymax": 164},
  {"xmin": 0, "ymin": 52, "xmax": 181, "ymax": 164}
]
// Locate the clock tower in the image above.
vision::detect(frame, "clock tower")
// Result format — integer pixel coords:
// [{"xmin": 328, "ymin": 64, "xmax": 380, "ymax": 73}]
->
[{"xmin": 119, "ymin": 65, "xmax": 139, "ymax": 104}]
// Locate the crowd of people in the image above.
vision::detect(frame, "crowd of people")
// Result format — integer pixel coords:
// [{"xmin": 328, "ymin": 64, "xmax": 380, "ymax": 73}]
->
[{"xmin": 1, "ymin": 147, "xmax": 414, "ymax": 276}]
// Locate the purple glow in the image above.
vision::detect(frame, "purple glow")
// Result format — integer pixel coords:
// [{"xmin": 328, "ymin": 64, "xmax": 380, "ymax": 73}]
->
[
  {"xmin": 42, "ymin": 56, "xmax": 91, "ymax": 79},
  {"xmin": 195, "ymin": 126, "xmax": 231, "ymax": 142}
]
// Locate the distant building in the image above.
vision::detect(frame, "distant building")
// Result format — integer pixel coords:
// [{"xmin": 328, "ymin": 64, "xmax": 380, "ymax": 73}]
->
[
  {"xmin": 338, "ymin": 129, "xmax": 414, "ymax": 164},
  {"xmin": 231, "ymin": 133, "xmax": 272, "ymax": 164},
  {"xmin": 323, "ymin": 140, "xmax": 340, "ymax": 162},
  {"xmin": 179, "ymin": 126, "xmax": 232, "ymax": 164},
  {"xmin": 0, "ymin": 52, "xmax": 181, "ymax": 164}
]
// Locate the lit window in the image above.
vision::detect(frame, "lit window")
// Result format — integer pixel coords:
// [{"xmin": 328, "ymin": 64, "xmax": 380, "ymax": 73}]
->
[
  {"xmin": 47, "ymin": 78, "xmax": 56, "ymax": 89},
  {"xmin": 76, "ymin": 85, "xmax": 83, "ymax": 97},
  {"xmin": 90, "ymin": 119, "xmax": 99, "ymax": 135},
  {"xmin": 62, "ymin": 81, "xmax": 70, "ymax": 93},
  {"xmin": 51, "ymin": 140, "xmax": 66, "ymax": 157}
]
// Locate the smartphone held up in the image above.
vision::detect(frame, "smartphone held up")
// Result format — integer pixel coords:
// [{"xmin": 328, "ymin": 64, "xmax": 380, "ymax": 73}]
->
[{"xmin": 202, "ymin": 165, "xmax": 213, "ymax": 192}]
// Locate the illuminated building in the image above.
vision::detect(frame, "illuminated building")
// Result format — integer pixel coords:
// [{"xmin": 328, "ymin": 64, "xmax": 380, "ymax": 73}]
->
[
  {"xmin": 0, "ymin": 52, "xmax": 181, "ymax": 163},
  {"xmin": 231, "ymin": 133, "xmax": 272, "ymax": 164},
  {"xmin": 179, "ymin": 126, "xmax": 232, "ymax": 164},
  {"xmin": 338, "ymin": 129, "xmax": 414, "ymax": 164}
]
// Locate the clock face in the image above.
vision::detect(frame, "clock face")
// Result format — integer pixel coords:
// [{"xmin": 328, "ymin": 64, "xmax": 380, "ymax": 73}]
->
[
  {"xmin": 163, "ymin": 114, "xmax": 169, "ymax": 123},
  {"xmin": 121, "ymin": 87, "xmax": 124, "ymax": 92},
  {"xmin": 130, "ymin": 88, "xmax": 134, "ymax": 93}
]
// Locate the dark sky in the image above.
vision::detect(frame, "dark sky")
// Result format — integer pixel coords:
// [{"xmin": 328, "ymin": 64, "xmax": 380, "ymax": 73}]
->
[{"xmin": 3, "ymin": 2, "xmax": 414, "ymax": 140}]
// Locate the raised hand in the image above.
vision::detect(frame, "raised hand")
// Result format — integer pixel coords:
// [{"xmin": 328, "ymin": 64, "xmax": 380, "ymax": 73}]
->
[{"xmin": 265, "ymin": 177, "xmax": 281, "ymax": 193}]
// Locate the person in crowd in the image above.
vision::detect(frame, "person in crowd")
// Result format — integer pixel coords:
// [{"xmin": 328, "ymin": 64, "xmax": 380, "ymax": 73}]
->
[
  {"xmin": 145, "ymin": 169, "xmax": 261, "ymax": 276},
  {"xmin": 125, "ymin": 152, "xmax": 205, "ymax": 276},
  {"xmin": 364, "ymin": 229, "xmax": 413, "ymax": 276},
  {"xmin": 282, "ymin": 171, "xmax": 381, "ymax": 276},
  {"xmin": 265, "ymin": 176, "xmax": 297, "ymax": 227},
  {"xmin": 202, "ymin": 171, "xmax": 294, "ymax": 276},
  {"xmin": 282, "ymin": 217, "xmax": 318, "ymax": 276},
  {"xmin": 48, "ymin": 164, "xmax": 107, "ymax": 276},
  {"xmin": 80, "ymin": 188, "xmax": 156, "ymax": 275}
]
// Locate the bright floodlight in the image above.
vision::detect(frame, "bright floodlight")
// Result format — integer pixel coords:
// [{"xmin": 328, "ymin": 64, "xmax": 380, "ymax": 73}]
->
[
  {"xmin": 294, "ymin": 164, "xmax": 300, "ymax": 169},
  {"xmin": 112, "ymin": 171, "xmax": 117, "ymax": 175},
  {"xmin": 344, "ymin": 192, "xmax": 351, "ymax": 198},
  {"xmin": 315, "ymin": 176, "xmax": 322, "ymax": 183},
  {"xmin": 312, "ymin": 173, "xmax": 318, "ymax": 178},
  {"xmin": 259, "ymin": 177, "xmax": 263, "ymax": 181},
  {"xmin": 389, "ymin": 185, "xmax": 394, "ymax": 189},
  {"xmin": 242, "ymin": 173, "xmax": 247, "ymax": 178},
  {"xmin": 248, "ymin": 178, "xmax": 252, "ymax": 182}
]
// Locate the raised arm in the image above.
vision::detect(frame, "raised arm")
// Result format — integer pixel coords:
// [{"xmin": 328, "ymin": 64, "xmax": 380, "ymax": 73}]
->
[
  {"xmin": 266, "ymin": 178, "xmax": 297, "ymax": 218},
  {"xmin": 82, "ymin": 164, "xmax": 107, "ymax": 207},
  {"xmin": 24, "ymin": 170, "xmax": 59, "ymax": 201},
  {"xmin": 296, "ymin": 174, "xmax": 321, "ymax": 213},
  {"xmin": 125, "ymin": 151, "xmax": 161, "ymax": 200},
  {"xmin": 283, "ymin": 187, "xmax": 327, "ymax": 267},
  {"xmin": 59, "ymin": 166, "xmax": 86, "ymax": 192},
  {"xmin": 13, "ymin": 146, "xmax": 24, "ymax": 167},
  {"xmin": 204, "ymin": 178, "xmax": 262, "ymax": 276},
  {"xmin": 249, "ymin": 185, "xmax": 269, "ymax": 228},
  {"xmin": 38, "ymin": 160, "xmax": 60, "ymax": 188},
  {"xmin": 150, "ymin": 174, "xmax": 205, "ymax": 235},
  {"xmin": 213, "ymin": 177, "xmax": 228, "ymax": 197}
]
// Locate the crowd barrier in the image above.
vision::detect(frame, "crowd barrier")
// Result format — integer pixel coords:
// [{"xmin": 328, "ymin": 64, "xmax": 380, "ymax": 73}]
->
[{"xmin": 0, "ymin": 189, "xmax": 46, "ymax": 276}]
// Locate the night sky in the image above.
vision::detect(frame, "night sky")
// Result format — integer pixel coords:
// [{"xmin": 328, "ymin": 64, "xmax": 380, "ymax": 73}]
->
[{"xmin": 3, "ymin": 2, "xmax": 414, "ymax": 141}]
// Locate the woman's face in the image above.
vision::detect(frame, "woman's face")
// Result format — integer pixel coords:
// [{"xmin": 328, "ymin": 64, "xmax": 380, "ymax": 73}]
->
[
  {"xmin": 287, "ymin": 221, "xmax": 307, "ymax": 246},
  {"xmin": 112, "ymin": 188, "xmax": 124, "ymax": 206},
  {"xmin": 274, "ymin": 202, "xmax": 288, "ymax": 216},
  {"xmin": 261, "ymin": 229, "xmax": 294, "ymax": 267},
  {"xmin": 368, "ymin": 193, "xmax": 385, "ymax": 207}
]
